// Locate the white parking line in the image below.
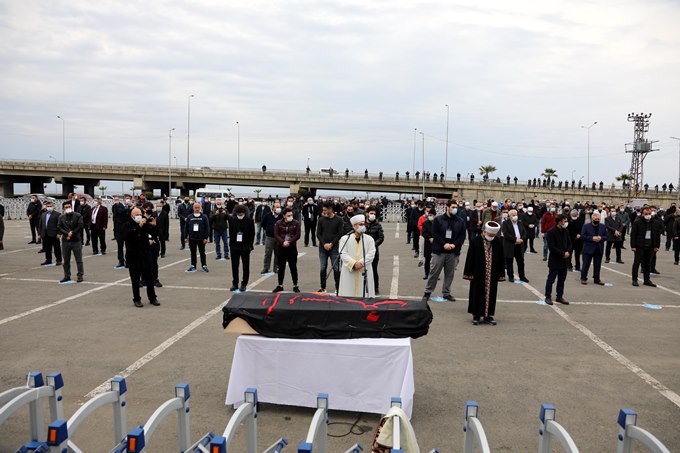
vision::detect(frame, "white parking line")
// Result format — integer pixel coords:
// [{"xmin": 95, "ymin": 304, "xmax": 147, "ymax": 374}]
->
[
  {"xmin": 85, "ymin": 272, "xmax": 274, "ymax": 398},
  {"xmin": 602, "ymin": 265, "xmax": 680, "ymax": 298},
  {"xmin": 520, "ymin": 280, "xmax": 680, "ymax": 410},
  {"xmin": 395, "ymin": 223, "xmax": 400, "ymax": 239},
  {"xmin": 390, "ymin": 255, "xmax": 399, "ymax": 298},
  {"xmin": 0, "ymin": 246, "xmax": 41, "ymax": 255}
]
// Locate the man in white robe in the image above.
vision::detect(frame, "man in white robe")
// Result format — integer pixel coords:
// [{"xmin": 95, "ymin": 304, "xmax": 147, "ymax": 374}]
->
[{"xmin": 338, "ymin": 214, "xmax": 376, "ymax": 297}]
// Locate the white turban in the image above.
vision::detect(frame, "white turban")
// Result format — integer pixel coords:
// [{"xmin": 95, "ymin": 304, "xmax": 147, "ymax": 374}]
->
[
  {"xmin": 491, "ymin": 201, "xmax": 498, "ymax": 207},
  {"xmin": 350, "ymin": 214, "xmax": 365, "ymax": 225},
  {"xmin": 484, "ymin": 221, "xmax": 501, "ymax": 234}
]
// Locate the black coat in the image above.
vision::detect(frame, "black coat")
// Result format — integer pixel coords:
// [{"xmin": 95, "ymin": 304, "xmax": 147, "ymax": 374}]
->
[
  {"xmin": 566, "ymin": 216, "xmax": 584, "ymax": 252},
  {"xmin": 155, "ymin": 210, "xmax": 169, "ymax": 241},
  {"xmin": 39, "ymin": 210, "xmax": 61, "ymax": 238},
  {"xmin": 546, "ymin": 225, "xmax": 572, "ymax": 269},
  {"xmin": 463, "ymin": 235, "xmax": 505, "ymax": 317},
  {"xmin": 501, "ymin": 219, "xmax": 527, "ymax": 258},
  {"xmin": 123, "ymin": 218, "xmax": 154, "ymax": 269},
  {"xmin": 229, "ymin": 216, "xmax": 255, "ymax": 252},
  {"xmin": 630, "ymin": 218, "xmax": 660, "ymax": 249}
]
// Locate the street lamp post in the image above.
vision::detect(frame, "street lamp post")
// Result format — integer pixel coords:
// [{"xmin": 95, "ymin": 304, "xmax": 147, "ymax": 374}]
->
[
  {"xmin": 412, "ymin": 128, "xmax": 417, "ymax": 175},
  {"xmin": 581, "ymin": 121, "xmax": 597, "ymax": 186},
  {"xmin": 571, "ymin": 170, "xmax": 575, "ymax": 182},
  {"xmin": 169, "ymin": 128, "xmax": 175, "ymax": 197},
  {"xmin": 671, "ymin": 136, "xmax": 680, "ymax": 200},
  {"xmin": 187, "ymin": 94, "xmax": 194, "ymax": 168},
  {"xmin": 420, "ymin": 131, "xmax": 425, "ymax": 198},
  {"xmin": 56, "ymin": 116, "xmax": 65, "ymax": 162},
  {"xmin": 236, "ymin": 121, "xmax": 240, "ymax": 169},
  {"xmin": 444, "ymin": 104, "xmax": 449, "ymax": 181}
]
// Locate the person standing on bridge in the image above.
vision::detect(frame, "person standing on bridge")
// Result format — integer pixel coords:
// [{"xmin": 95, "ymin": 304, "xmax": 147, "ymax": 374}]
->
[
  {"xmin": 26, "ymin": 194, "xmax": 42, "ymax": 244},
  {"xmin": 177, "ymin": 197, "xmax": 192, "ymax": 250},
  {"xmin": 185, "ymin": 202, "xmax": 210, "ymax": 272}
]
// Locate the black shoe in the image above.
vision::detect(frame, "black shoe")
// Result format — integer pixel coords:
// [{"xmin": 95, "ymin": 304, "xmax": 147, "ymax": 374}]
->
[
  {"xmin": 542, "ymin": 257, "xmax": 547, "ymax": 261},
  {"xmin": 225, "ymin": 255, "xmax": 230, "ymax": 260},
  {"xmin": 443, "ymin": 295, "xmax": 456, "ymax": 302},
  {"xmin": 216, "ymin": 255, "xmax": 222, "ymax": 260},
  {"xmin": 28, "ymin": 241, "xmax": 36, "ymax": 244},
  {"xmin": 239, "ymin": 286, "xmax": 247, "ymax": 292},
  {"xmin": 149, "ymin": 299, "xmax": 160, "ymax": 306},
  {"xmin": 230, "ymin": 285, "xmax": 238, "ymax": 291},
  {"xmin": 484, "ymin": 316, "xmax": 497, "ymax": 325},
  {"xmin": 36, "ymin": 240, "xmax": 41, "ymax": 244},
  {"xmin": 154, "ymin": 280, "xmax": 163, "ymax": 288},
  {"xmin": 261, "ymin": 270, "xmax": 269, "ymax": 274},
  {"xmin": 651, "ymin": 270, "xmax": 660, "ymax": 275},
  {"xmin": 594, "ymin": 280, "xmax": 605, "ymax": 286},
  {"xmin": 421, "ymin": 292, "xmax": 431, "ymax": 303},
  {"xmin": 556, "ymin": 297, "xmax": 569, "ymax": 305},
  {"xmin": 519, "ymin": 277, "xmax": 529, "ymax": 283},
  {"xmin": 77, "ymin": 277, "xmax": 84, "ymax": 283},
  {"xmin": 544, "ymin": 296, "xmax": 553, "ymax": 305},
  {"xmin": 272, "ymin": 285, "xmax": 284, "ymax": 293},
  {"xmin": 675, "ymin": 261, "xmax": 679, "ymax": 265},
  {"xmin": 632, "ymin": 280, "xmax": 639, "ymax": 286},
  {"xmin": 574, "ymin": 267, "xmax": 581, "ymax": 272},
  {"xmin": 38, "ymin": 249, "xmax": 44, "ymax": 253},
  {"xmin": 85, "ymin": 241, "xmax": 90, "ymax": 246},
  {"xmin": 117, "ymin": 262, "xmax": 126, "ymax": 268},
  {"xmin": 202, "ymin": 265, "xmax": 209, "ymax": 272},
  {"xmin": 60, "ymin": 277, "xmax": 72, "ymax": 284},
  {"xmin": 616, "ymin": 261, "xmax": 625, "ymax": 264},
  {"xmin": 93, "ymin": 251, "xmax": 99, "ymax": 255},
  {"xmin": 160, "ymin": 254, "xmax": 164, "ymax": 258},
  {"xmin": 180, "ymin": 246, "xmax": 185, "ymax": 250},
  {"xmin": 102, "ymin": 251, "xmax": 106, "ymax": 255},
  {"xmin": 55, "ymin": 261, "xmax": 62, "ymax": 266},
  {"xmin": 40, "ymin": 261, "xmax": 52, "ymax": 266},
  {"xmin": 423, "ymin": 275, "xmax": 428, "ymax": 280},
  {"xmin": 472, "ymin": 317, "xmax": 480, "ymax": 325},
  {"xmin": 643, "ymin": 281, "xmax": 657, "ymax": 287},
  {"xmin": 134, "ymin": 300, "xmax": 143, "ymax": 308},
  {"xmin": 605, "ymin": 259, "xmax": 610, "ymax": 263},
  {"xmin": 293, "ymin": 286, "xmax": 301, "ymax": 293}
]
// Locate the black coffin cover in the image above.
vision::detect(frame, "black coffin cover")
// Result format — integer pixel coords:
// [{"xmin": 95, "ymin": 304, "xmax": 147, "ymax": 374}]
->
[{"xmin": 222, "ymin": 292, "xmax": 433, "ymax": 339}]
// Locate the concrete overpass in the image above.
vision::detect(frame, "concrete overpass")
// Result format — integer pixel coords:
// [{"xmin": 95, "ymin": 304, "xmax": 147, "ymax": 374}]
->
[{"xmin": 0, "ymin": 160, "xmax": 677, "ymax": 206}]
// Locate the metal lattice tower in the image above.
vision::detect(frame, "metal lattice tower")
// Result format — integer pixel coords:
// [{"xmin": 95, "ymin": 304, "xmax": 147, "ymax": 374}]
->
[{"xmin": 625, "ymin": 113, "xmax": 658, "ymax": 198}]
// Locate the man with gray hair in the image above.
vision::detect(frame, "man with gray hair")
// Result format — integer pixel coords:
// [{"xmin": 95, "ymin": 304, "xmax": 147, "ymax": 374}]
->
[{"xmin": 580, "ymin": 210, "xmax": 608, "ymax": 285}]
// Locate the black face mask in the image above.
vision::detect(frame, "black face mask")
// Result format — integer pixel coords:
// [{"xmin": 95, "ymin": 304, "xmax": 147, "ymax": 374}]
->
[
  {"xmin": 145, "ymin": 209, "xmax": 153, "ymax": 215},
  {"xmin": 592, "ymin": 220, "xmax": 599, "ymax": 225}
]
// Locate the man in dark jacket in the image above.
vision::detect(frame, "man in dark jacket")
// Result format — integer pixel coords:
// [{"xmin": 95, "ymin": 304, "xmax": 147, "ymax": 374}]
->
[
  {"xmin": 272, "ymin": 208, "xmax": 301, "ymax": 292},
  {"xmin": 261, "ymin": 201, "xmax": 282, "ymax": 274},
  {"xmin": 566, "ymin": 209, "xmax": 584, "ymax": 271},
  {"xmin": 422, "ymin": 200, "xmax": 467, "ymax": 302},
  {"xmin": 604, "ymin": 209, "xmax": 624, "ymax": 264},
  {"xmin": 184, "ymin": 202, "xmax": 210, "ymax": 272},
  {"xmin": 501, "ymin": 209, "xmax": 528, "ymax": 283},
  {"xmin": 421, "ymin": 209, "xmax": 435, "ymax": 279},
  {"xmin": 77, "ymin": 196, "xmax": 92, "ymax": 246},
  {"xmin": 210, "ymin": 199, "xmax": 230, "ymax": 260},
  {"xmin": 302, "ymin": 197, "xmax": 320, "ymax": 247},
  {"xmin": 410, "ymin": 202, "xmax": 425, "ymax": 257},
  {"xmin": 229, "ymin": 204, "xmax": 255, "ymax": 292},
  {"xmin": 39, "ymin": 201, "xmax": 62, "ymax": 265},
  {"xmin": 124, "ymin": 207, "xmax": 159, "ymax": 307},
  {"xmin": 177, "ymin": 197, "xmax": 192, "ymax": 250},
  {"xmin": 316, "ymin": 202, "xmax": 345, "ymax": 293},
  {"xmin": 254, "ymin": 202, "xmax": 271, "ymax": 245},
  {"xmin": 365, "ymin": 206, "xmax": 385, "ymax": 294},
  {"xmin": 26, "ymin": 194, "xmax": 42, "ymax": 244},
  {"xmin": 580, "ymin": 211, "xmax": 608, "ymax": 285},
  {"xmin": 544, "ymin": 214, "xmax": 572, "ymax": 305},
  {"xmin": 202, "ymin": 196, "xmax": 216, "ymax": 243},
  {"xmin": 112, "ymin": 195, "xmax": 131, "ymax": 267},
  {"xmin": 90, "ymin": 198, "xmax": 108, "ymax": 256},
  {"xmin": 57, "ymin": 200, "xmax": 85, "ymax": 283},
  {"xmin": 630, "ymin": 206, "xmax": 660, "ymax": 287},
  {"xmin": 154, "ymin": 200, "xmax": 169, "ymax": 258}
]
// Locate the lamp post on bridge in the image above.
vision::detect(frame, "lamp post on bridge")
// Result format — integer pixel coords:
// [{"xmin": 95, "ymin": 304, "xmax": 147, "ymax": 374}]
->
[
  {"xmin": 444, "ymin": 104, "xmax": 449, "ymax": 181},
  {"xmin": 236, "ymin": 121, "xmax": 240, "ymax": 170},
  {"xmin": 187, "ymin": 94, "xmax": 194, "ymax": 168},
  {"xmin": 169, "ymin": 128, "xmax": 175, "ymax": 197},
  {"xmin": 56, "ymin": 115, "xmax": 65, "ymax": 162},
  {"xmin": 419, "ymin": 131, "xmax": 425, "ymax": 199},
  {"xmin": 412, "ymin": 128, "xmax": 417, "ymax": 175},
  {"xmin": 671, "ymin": 136, "xmax": 680, "ymax": 200},
  {"xmin": 581, "ymin": 121, "xmax": 597, "ymax": 186}
]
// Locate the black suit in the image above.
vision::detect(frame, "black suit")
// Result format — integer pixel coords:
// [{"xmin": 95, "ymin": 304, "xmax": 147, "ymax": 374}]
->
[
  {"xmin": 302, "ymin": 203, "xmax": 319, "ymax": 246},
  {"xmin": 40, "ymin": 210, "xmax": 62, "ymax": 263},
  {"xmin": 112, "ymin": 202, "xmax": 130, "ymax": 266},
  {"xmin": 155, "ymin": 209, "xmax": 169, "ymax": 256},
  {"xmin": 501, "ymin": 219, "xmax": 527, "ymax": 281},
  {"xmin": 123, "ymin": 218, "xmax": 157, "ymax": 303},
  {"xmin": 203, "ymin": 201, "xmax": 216, "ymax": 242},
  {"xmin": 77, "ymin": 203, "xmax": 92, "ymax": 245},
  {"xmin": 26, "ymin": 199, "xmax": 42, "ymax": 242}
]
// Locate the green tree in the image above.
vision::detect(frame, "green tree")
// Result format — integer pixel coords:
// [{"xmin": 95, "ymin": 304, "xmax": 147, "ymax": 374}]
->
[
  {"xmin": 478, "ymin": 165, "xmax": 497, "ymax": 179},
  {"xmin": 98, "ymin": 185, "xmax": 107, "ymax": 196},
  {"xmin": 541, "ymin": 168, "xmax": 558, "ymax": 184},
  {"xmin": 615, "ymin": 173, "xmax": 631, "ymax": 186}
]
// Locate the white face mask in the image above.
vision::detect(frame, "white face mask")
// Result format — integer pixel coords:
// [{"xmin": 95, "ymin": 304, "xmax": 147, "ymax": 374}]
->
[
  {"xmin": 484, "ymin": 234, "xmax": 494, "ymax": 242},
  {"xmin": 511, "ymin": 215, "xmax": 518, "ymax": 222},
  {"xmin": 274, "ymin": 207, "xmax": 282, "ymax": 214},
  {"xmin": 428, "ymin": 215, "xmax": 435, "ymax": 221},
  {"xmin": 156, "ymin": 206, "xmax": 162, "ymax": 211},
  {"xmin": 287, "ymin": 202, "xmax": 293, "ymax": 207},
  {"xmin": 550, "ymin": 207, "xmax": 556, "ymax": 213},
  {"xmin": 237, "ymin": 214, "xmax": 245, "ymax": 220},
  {"xmin": 134, "ymin": 215, "xmax": 143, "ymax": 223},
  {"xmin": 193, "ymin": 212, "xmax": 201, "ymax": 217},
  {"xmin": 563, "ymin": 222, "xmax": 569, "ymax": 228},
  {"xmin": 285, "ymin": 216, "xmax": 293, "ymax": 222},
  {"xmin": 46, "ymin": 207, "xmax": 54, "ymax": 212},
  {"xmin": 368, "ymin": 214, "xmax": 376, "ymax": 222},
  {"xmin": 644, "ymin": 215, "xmax": 652, "ymax": 220},
  {"xmin": 64, "ymin": 208, "xmax": 73, "ymax": 214},
  {"xmin": 355, "ymin": 225, "xmax": 366, "ymax": 234},
  {"xmin": 651, "ymin": 211, "xmax": 657, "ymax": 217}
]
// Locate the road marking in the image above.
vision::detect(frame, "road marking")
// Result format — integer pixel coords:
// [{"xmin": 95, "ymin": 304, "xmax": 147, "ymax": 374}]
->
[
  {"xmin": 85, "ymin": 272, "xmax": 274, "ymax": 397},
  {"xmin": 0, "ymin": 246, "xmax": 41, "ymax": 255},
  {"xmin": 520, "ymin": 280, "xmax": 680, "ymax": 410},
  {"xmin": 0, "ymin": 255, "xmax": 197, "ymax": 327},
  {"xmin": 602, "ymin": 265, "xmax": 680, "ymax": 298},
  {"xmin": 389, "ymin": 255, "xmax": 399, "ymax": 298},
  {"xmin": 395, "ymin": 223, "xmax": 400, "ymax": 239}
]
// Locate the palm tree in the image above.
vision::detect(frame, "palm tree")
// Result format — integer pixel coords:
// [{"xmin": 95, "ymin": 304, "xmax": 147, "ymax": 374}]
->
[
  {"xmin": 98, "ymin": 185, "xmax": 107, "ymax": 196},
  {"xmin": 479, "ymin": 165, "xmax": 496, "ymax": 180},
  {"xmin": 615, "ymin": 173, "xmax": 630, "ymax": 185},
  {"xmin": 541, "ymin": 168, "xmax": 558, "ymax": 185}
]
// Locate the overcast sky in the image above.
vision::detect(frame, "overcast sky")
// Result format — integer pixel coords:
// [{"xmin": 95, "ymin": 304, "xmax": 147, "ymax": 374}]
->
[{"xmin": 2, "ymin": 0, "xmax": 679, "ymax": 188}]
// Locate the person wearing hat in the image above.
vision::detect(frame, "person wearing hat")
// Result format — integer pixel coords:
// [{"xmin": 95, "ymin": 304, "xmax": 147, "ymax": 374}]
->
[
  {"xmin": 463, "ymin": 221, "xmax": 506, "ymax": 325},
  {"xmin": 338, "ymin": 214, "xmax": 376, "ymax": 297},
  {"xmin": 544, "ymin": 214, "xmax": 572, "ymax": 305}
]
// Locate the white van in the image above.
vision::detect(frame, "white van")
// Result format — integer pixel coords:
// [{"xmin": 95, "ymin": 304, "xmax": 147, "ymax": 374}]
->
[{"xmin": 195, "ymin": 188, "xmax": 233, "ymax": 202}]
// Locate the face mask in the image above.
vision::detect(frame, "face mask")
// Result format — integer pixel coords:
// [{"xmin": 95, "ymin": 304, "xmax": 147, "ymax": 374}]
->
[
  {"xmin": 428, "ymin": 215, "xmax": 435, "ymax": 221},
  {"xmin": 651, "ymin": 211, "xmax": 657, "ymax": 217},
  {"xmin": 145, "ymin": 209, "xmax": 153, "ymax": 215},
  {"xmin": 193, "ymin": 212, "xmax": 201, "ymax": 217},
  {"xmin": 156, "ymin": 206, "xmax": 162, "ymax": 211},
  {"xmin": 275, "ymin": 208, "xmax": 282, "ymax": 214},
  {"xmin": 355, "ymin": 226, "xmax": 366, "ymax": 234},
  {"xmin": 562, "ymin": 222, "xmax": 569, "ymax": 228},
  {"xmin": 125, "ymin": 199, "xmax": 131, "ymax": 205},
  {"xmin": 476, "ymin": 207, "xmax": 482, "ymax": 211},
  {"xmin": 134, "ymin": 215, "xmax": 143, "ymax": 223},
  {"xmin": 502, "ymin": 214, "xmax": 508, "ymax": 220},
  {"xmin": 511, "ymin": 215, "xmax": 518, "ymax": 222},
  {"xmin": 238, "ymin": 201, "xmax": 243, "ymax": 205},
  {"xmin": 450, "ymin": 208, "xmax": 458, "ymax": 216},
  {"xmin": 237, "ymin": 214, "xmax": 245, "ymax": 220},
  {"xmin": 64, "ymin": 208, "xmax": 73, "ymax": 214},
  {"xmin": 368, "ymin": 214, "xmax": 376, "ymax": 221},
  {"xmin": 46, "ymin": 207, "xmax": 54, "ymax": 212},
  {"xmin": 620, "ymin": 208, "xmax": 624, "ymax": 212},
  {"xmin": 610, "ymin": 212, "xmax": 616, "ymax": 218},
  {"xmin": 644, "ymin": 215, "xmax": 651, "ymax": 220},
  {"xmin": 592, "ymin": 220, "xmax": 600, "ymax": 225},
  {"xmin": 287, "ymin": 202, "xmax": 293, "ymax": 207},
  {"xmin": 308, "ymin": 200, "xmax": 313, "ymax": 204},
  {"xmin": 347, "ymin": 211, "xmax": 354, "ymax": 216},
  {"xmin": 184, "ymin": 200, "xmax": 190, "ymax": 204},
  {"xmin": 31, "ymin": 198, "xmax": 37, "ymax": 202},
  {"xmin": 216, "ymin": 205, "xmax": 222, "ymax": 209},
  {"xmin": 484, "ymin": 234, "xmax": 494, "ymax": 242},
  {"xmin": 285, "ymin": 216, "xmax": 293, "ymax": 222},
  {"xmin": 550, "ymin": 208, "xmax": 556, "ymax": 213}
]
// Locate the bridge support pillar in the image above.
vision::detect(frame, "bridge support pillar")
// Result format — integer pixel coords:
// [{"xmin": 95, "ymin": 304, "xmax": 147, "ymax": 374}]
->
[
  {"xmin": 61, "ymin": 180, "xmax": 75, "ymax": 198},
  {"xmin": 289, "ymin": 183, "xmax": 300, "ymax": 195},
  {"xmin": 29, "ymin": 181, "xmax": 45, "ymax": 195},
  {"xmin": 83, "ymin": 184, "xmax": 96, "ymax": 197},
  {"xmin": 0, "ymin": 182, "xmax": 14, "ymax": 197}
]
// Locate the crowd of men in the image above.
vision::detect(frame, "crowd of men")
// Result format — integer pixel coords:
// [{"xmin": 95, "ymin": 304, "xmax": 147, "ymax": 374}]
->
[{"xmin": 16, "ymin": 193, "xmax": 680, "ymax": 319}]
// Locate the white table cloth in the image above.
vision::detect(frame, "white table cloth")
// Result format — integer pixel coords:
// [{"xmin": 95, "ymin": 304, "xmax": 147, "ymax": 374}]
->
[{"xmin": 226, "ymin": 336, "xmax": 414, "ymax": 418}]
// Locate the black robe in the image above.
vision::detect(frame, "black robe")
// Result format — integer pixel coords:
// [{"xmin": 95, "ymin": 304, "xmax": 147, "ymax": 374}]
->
[{"xmin": 463, "ymin": 235, "xmax": 506, "ymax": 317}]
